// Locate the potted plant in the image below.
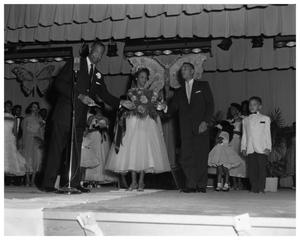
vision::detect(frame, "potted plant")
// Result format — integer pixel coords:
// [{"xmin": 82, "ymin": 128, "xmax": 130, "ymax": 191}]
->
[{"xmin": 266, "ymin": 108, "xmax": 287, "ymax": 192}]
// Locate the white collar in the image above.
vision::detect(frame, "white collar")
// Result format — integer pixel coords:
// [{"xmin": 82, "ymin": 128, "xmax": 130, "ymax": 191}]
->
[
  {"xmin": 86, "ymin": 56, "xmax": 93, "ymax": 67},
  {"xmin": 185, "ymin": 78, "xmax": 194, "ymax": 84}
]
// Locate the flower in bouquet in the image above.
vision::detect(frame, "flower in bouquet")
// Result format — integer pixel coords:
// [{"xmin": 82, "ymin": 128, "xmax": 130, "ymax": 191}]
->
[
  {"xmin": 140, "ymin": 95, "xmax": 148, "ymax": 104},
  {"xmin": 137, "ymin": 105, "xmax": 146, "ymax": 114}
]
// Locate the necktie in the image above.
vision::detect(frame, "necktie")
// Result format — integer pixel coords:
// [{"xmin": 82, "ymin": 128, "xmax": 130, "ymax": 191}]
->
[
  {"xmin": 186, "ymin": 81, "xmax": 192, "ymax": 103},
  {"xmin": 89, "ymin": 64, "xmax": 94, "ymax": 83}
]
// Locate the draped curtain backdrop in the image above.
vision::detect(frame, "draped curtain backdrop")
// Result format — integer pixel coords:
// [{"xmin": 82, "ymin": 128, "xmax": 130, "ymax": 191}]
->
[{"xmin": 4, "ymin": 4, "xmax": 296, "ymax": 125}]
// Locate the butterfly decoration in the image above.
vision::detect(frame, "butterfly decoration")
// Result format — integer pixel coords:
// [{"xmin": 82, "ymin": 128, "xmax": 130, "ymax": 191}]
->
[
  {"xmin": 168, "ymin": 53, "xmax": 207, "ymax": 88},
  {"xmin": 12, "ymin": 65, "xmax": 55, "ymax": 97},
  {"xmin": 128, "ymin": 53, "xmax": 207, "ymax": 91}
]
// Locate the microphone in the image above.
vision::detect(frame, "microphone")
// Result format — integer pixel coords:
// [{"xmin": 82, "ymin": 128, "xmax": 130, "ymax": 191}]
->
[{"xmin": 73, "ymin": 57, "xmax": 80, "ymax": 73}]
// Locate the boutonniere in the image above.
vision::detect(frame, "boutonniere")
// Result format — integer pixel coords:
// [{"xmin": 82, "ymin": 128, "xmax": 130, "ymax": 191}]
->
[{"xmin": 96, "ymin": 72, "xmax": 102, "ymax": 79}]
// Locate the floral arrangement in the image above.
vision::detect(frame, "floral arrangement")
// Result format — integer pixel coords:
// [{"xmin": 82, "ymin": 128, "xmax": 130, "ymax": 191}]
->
[{"xmin": 126, "ymin": 87, "xmax": 162, "ymax": 120}]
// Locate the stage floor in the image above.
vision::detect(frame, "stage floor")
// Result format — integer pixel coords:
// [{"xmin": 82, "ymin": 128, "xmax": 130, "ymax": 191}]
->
[
  {"xmin": 4, "ymin": 186, "xmax": 296, "ymax": 236},
  {"xmin": 5, "ymin": 186, "xmax": 295, "ymax": 218}
]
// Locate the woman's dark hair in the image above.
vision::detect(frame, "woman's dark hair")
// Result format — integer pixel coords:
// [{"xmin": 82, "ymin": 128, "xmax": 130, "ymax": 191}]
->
[
  {"xmin": 227, "ymin": 103, "xmax": 242, "ymax": 119},
  {"xmin": 25, "ymin": 101, "xmax": 40, "ymax": 114},
  {"xmin": 241, "ymin": 100, "xmax": 250, "ymax": 115},
  {"xmin": 135, "ymin": 68, "xmax": 150, "ymax": 79}
]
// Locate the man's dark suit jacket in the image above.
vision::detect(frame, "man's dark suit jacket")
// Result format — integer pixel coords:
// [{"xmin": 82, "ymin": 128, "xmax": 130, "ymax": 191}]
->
[
  {"xmin": 167, "ymin": 80, "xmax": 214, "ymax": 188},
  {"xmin": 51, "ymin": 57, "xmax": 120, "ymax": 128}
]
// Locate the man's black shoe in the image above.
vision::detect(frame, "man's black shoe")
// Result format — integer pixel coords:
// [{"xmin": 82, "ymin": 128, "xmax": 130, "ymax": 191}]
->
[
  {"xmin": 181, "ymin": 188, "xmax": 196, "ymax": 193},
  {"xmin": 197, "ymin": 187, "xmax": 207, "ymax": 193},
  {"xmin": 42, "ymin": 187, "xmax": 58, "ymax": 193},
  {"xmin": 76, "ymin": 186, "xmax": 91, "ymax": 193}
]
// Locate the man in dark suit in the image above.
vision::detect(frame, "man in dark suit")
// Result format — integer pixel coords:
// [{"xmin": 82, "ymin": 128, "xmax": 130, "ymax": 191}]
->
[
  {"xmin": 42, "ymin": 41, "xmax": 133, "ymax": 192},
  {"xmin": 162, "ymin": 62, "xmax": 214, "ymax": 193},
  {"xmin": 12, "ymin": 105, "xmax": 23, "ymax": 146}
]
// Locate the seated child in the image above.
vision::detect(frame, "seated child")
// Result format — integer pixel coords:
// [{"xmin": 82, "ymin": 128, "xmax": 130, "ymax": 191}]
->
[{"xmin": 208, "ymin": 121, "xmax": 244, "ymax": 191}]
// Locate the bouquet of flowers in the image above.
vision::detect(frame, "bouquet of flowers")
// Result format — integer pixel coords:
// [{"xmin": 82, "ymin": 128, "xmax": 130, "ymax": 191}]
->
[{"xmin": 126, "ymin": 88, "xmax": 162, "ymax": 120}]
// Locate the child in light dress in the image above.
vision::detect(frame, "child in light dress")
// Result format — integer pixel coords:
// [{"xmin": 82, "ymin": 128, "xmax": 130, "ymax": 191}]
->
[
  {"xmin": 208, "ymin": 121, "xmax": 243, "ymax": 191},
  {"xmin": 80, "ymin": 106, "xmax": 117, "ymax": 188}
]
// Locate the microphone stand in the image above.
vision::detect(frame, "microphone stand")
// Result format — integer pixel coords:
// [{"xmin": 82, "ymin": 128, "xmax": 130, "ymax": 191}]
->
[{"xmin": 56, "ymin": 64, "xmax": 81, "ymax": 195}]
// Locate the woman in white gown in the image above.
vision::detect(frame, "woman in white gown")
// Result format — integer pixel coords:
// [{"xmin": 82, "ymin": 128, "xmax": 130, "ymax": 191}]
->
[
  {"xmin": 4, "ymin": 110, "xmax": 26, "ymax": 176},
  {"xmin": 106, "ymin": 68, "xmax": 170, "ymax": 191}
]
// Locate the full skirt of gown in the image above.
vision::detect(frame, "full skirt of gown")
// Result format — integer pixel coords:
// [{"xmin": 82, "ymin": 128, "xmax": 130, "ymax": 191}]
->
[
  {"xmin": 208, "ymin": 131, "xmax": 243, "ymax": 170},
  {"xmin": 4, "ymin": 116, "xmax": 26, "ymax": 176},
  {"xmin": 81, "ymin": 130, "xmax": 117, "ymax": 182},
  {"xmin": 228, "ymin": 134, "xmax": 247, "ymax": 177},
  {"xmin": 105, "ymin": 115, "xmax": 171, "ymax": 173}
]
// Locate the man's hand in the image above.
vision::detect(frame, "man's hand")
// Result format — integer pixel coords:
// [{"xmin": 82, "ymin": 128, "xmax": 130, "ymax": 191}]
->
[
  {"xmin": 264, "ymin": 149, "xmax": 271, "ymax": 155},
  {"xmin": 241, "ymin": 150, "xmax": 247, "ymax": 157},
  {"xmin": 198, "ymin": 121, "xmax": 208, "ymax": 134},
  {"xmin": 78, "ymin": 94, "xmax": 95, "ymax": 106},
  {"xmin": 120, "ymin": 100, "xmax": 135, "ymax": 110},
  {"xmin": 156, "ymin": 102, "xmax": 167, "ymax": 111}
]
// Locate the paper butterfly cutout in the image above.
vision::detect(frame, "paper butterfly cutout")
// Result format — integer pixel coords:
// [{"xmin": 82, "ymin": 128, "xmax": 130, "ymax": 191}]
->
[
  {"xmin": 12, "ymin": 65, "xmax": 55, "ymax": 97},
  {"xmin": 128, "ymin": 54, "xmax": 207, "ymax": 90}
]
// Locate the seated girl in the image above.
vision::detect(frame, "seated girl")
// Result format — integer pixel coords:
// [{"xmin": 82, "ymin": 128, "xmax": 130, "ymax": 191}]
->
[{"xmin": 208, "ymin": 121, "xmax": 243, "ymax": 191}]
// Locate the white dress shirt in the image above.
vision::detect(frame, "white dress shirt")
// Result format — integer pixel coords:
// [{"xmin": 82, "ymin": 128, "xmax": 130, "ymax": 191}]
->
[
  {"xmin": 185, "ymin": 78, "xmax": 194, "ymax": 103},
  {"xmin": 86, "ymin": 57, "xmax": 94, "ymax": 74},
  {"xmin": 241, "ymin": 112, "xmax": 272, "ymax": 155}
]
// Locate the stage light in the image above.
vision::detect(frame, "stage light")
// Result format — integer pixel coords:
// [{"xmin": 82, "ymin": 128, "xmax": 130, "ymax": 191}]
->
[
  {"xmin": 144, "ymin": 50, "xmax": 153, "ymax": 56},
  {"xmin": 251, "ymin": 36, "xmax": 264, "ymax": 48},
  {"xmin": 163, "ymin": 49, "xmax": 172, "ymax": 55},
  {"xmin": 107, "ymin": 42, "xmax": 118, "ymax": 57},
  {"xmin": 125, "ymin": 52, "xmax": 134, "ymax": 57},
  {"xmin": 182, "ymin": 48, "xmax": 191, "ymax": 54},
  {"xmin": 217, "ymin": 38, "xmax": 232, "ymax": 51},
  {"xmin": 192, "ymin": 48, "xmax": 201, "ymax": 53},
  {"xmin": 153, "ymin": 50, "xmax": 162, "ymax": 55},
  {"xmin": 5, "ymin": 60, "xmax": 14, "ymax": 64},
  {"xmin": 274, "ymin": 35, "xmax": 296, "ymax": 48},
  {"xmin": 54, "ymin": 57, "xmax": 63, "ymax": 62},
  {"xmin": 286, "ymin": 41, "xmax": 296, "ymax": 47},
  {"xmin": 29, "ymin": 58, "xmax": 38, "ymax": 63},
  {"xmin": 134, "ymin": 51, "xmax": 144, "ymax": 57}
]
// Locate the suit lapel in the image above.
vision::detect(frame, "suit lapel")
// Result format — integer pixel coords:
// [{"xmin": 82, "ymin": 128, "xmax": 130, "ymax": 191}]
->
[{"xmin": 189, "ymin": 80, "xmax": 198, "ymax": 104}]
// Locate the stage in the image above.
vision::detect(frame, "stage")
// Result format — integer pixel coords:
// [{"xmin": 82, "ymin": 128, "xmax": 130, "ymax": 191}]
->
[{"xmin": 4, "ymin": 186, "xmax": 296, "ymax": 236}]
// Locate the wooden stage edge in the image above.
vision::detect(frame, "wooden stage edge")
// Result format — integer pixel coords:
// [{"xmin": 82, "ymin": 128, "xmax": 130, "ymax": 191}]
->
[
  {"xmin": 4, "ymin": 187, "xmax": 296, "ymax": 236},
  {"xmin": 43, "ymin": 210, "xmax": 296, "ymax": 236},
  {"xmin": 42, "ymin": 189, "xmax": 296, "ymax": 236}
]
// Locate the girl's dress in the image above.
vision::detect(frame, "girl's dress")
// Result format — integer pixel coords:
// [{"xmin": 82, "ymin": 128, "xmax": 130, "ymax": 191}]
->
[
  {"xmin": 208, "ymin": 131, "xmax": 243, "ymax": 170},
  {"xmin": 228, "ymin": 119, "xmax": 247, "ymax": 177},
  {"xmin": 21, "ymin": 114, "xmax": 43, "ymax": 173},
  {"xmin": 106, "ymin": 101, "xmax": 171, "ymax": 173},
  {"xmin": 4, "ymin": 113, "xmax": 26, "ymax": 176},
  {"xmin": 81, "ymin": 115, "xmax": 117, "ymax": 183}
]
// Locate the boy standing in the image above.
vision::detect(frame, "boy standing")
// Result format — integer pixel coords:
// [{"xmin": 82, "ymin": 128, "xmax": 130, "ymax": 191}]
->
[{"xmin": 241, "ymin": 96, "xmax": 272, "ymax": 193}]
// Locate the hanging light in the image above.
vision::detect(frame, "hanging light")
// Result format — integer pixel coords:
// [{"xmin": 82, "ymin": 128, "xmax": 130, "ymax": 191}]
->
[
  {"xmin": 134, "ymin": 51, "xmax": 144, "ymax": 56},
  {"xmin": 107, "ymin": 42, "xmax": 118, "ymax": 57},
  {"xmin": 163, "ymin": 49, "xmax": 172, "ymax": 55},
  {"xmin": 54, "ymin": 57, "xmax": 63, "ymax": 62},
  {"xmin": 251, "ymin": 36, "xmax": 264, "ymax": 48},
  {"xmin": 192, "ymin": 48, "xmax": 202, "ymax": 53},
  {"xmin": 125, "ymin": 51, "xmax": 134, "ymax": 57},
  {"xmin": 5, "ymin": 59, "xmax": 14, "ymax": 64},
  {"xmin": 274, "ymin": 35, "xmax": 296, "ymax": 48},
  {"xmin": 153, "ymin": 50, "xmax": 162, "ymax": 55},
  {"xmin": 217, "ymin": 38, "xmax": 232, "ymax": 51},
  {"xmin": 29, "ymin": 58, "xmax": 38, "ymax": 63}
]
